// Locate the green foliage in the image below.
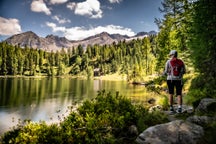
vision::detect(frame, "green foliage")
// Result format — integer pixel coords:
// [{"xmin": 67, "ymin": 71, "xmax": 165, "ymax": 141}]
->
[
  {"xmin": 1, "ymin": 90, "xmax": 168, "ymax": 143},
  {"xmin": 78, "ymin": 91, "xmax": 137, "ymax": 128},
  {"xmin": 157, "ymin": 95, "xmax": 169, "ymax": 110},
  {"xmin": 185, "ymin": 74, "xmax": 216, "ymax": 108},
  {"xmin": 86, "ymin": 66, "xmax": 93, "ymax": 79},
  {"xmin": 186, "ymin": 0, "xmax": 216, "ymax": 101},
  {"xmin": 189, "ymin": 0, "xmax": 216, "ymax": 77},
  {"xmin": 2, "ymin": 122, "xmax": 62, "ymax": 144},
  {"xmin": 57, "ymin": 62, "xmax": 65, "ymax": 76}
]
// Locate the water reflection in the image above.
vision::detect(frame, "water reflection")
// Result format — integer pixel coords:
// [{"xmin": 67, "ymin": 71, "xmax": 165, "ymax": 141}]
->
[{"xmin": 0, "ymin": 77, "xmax": 148, "ymax": 135}]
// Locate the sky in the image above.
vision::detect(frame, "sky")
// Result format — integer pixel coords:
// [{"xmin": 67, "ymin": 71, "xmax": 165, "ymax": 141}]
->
[{"xmin": 0, "ymin": 0, "xmax": 163, "ymax": 41}]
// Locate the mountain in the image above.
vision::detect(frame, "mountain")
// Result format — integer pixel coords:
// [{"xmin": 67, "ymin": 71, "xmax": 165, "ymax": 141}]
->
[
  {"xmin": 5, "ymin": 31, "xmax": 71, "ymax": 51},
  {"xmin": 73, "ymin": 32, "xmax": 129, "ymax": 48},
  {"xmin": 5, "ymin": 31, "xmax": 45, "ymax": 49},
  {"xmin": 45, "ymin": 34, "xmax": 72, "ymax": 50},
  {"xmin": 148, "ymin": 31, "xmax": 157, "ymax": 35},
  {"xmin": 4, "ymin": 31, "xmax": 157, "ymax": 51},
  {"xmin": 135, "ymin": 32, "xmax": 149, "ymax": 37}
]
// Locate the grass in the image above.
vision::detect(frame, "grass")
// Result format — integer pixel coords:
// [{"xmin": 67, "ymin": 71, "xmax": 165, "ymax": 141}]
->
[{"xmin": 94, "ymin": 73, "xmax": 127, "ymax": 81}]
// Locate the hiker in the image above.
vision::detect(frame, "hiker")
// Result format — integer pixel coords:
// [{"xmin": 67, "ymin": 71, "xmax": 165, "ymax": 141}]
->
[{"xmin": 164, "ymin": 50, "xmax": 186, "ymax": 113}]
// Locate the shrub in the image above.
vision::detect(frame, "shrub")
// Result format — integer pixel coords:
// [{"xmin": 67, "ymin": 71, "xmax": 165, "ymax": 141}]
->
[
  {"xmin": 2, "ymin": 122, "xmax": 62, "ymax": 144},
  {"xmin": 1, "ymin": 90, "xmax": 168, "ymax": 144}
]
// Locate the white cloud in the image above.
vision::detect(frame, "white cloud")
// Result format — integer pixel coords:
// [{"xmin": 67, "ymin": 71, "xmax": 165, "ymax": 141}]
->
[
  {"xmin": 52, "ymin": 15, "xmax": 71, "ymax": 24},
  {"xmin": 50, "ymin": 0, "xmax": 68, "ymax": 4},
  {"xmin": 46, "ymin": 22, "xmax": 135, "ymax": 40},
  {"xmin": 46, "ymin": 22, "xmax": 66, "ymax": 32},
  {"xmin": 67, "ymin": 0, "xmax": 102, "ymax": 19},
  {"xmin": 108, "ymin": 0, "xmax": 122, "ymax": 3},
  {"xmin": 66, "ymin": 2, "xmax": 76, "ymax": 10},
  {"xmin": 0, "ymin": 17, "xmax": 22, "ymax": 36},
  {"xmin": 31, "ymin": 0, "xmax": 51, "ymax": 15}
]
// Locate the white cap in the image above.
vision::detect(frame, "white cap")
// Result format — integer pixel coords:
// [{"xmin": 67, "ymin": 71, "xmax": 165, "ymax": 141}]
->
[{"xmin": 169, "ymin": 50, "xmax": 177, "ymax": 57}]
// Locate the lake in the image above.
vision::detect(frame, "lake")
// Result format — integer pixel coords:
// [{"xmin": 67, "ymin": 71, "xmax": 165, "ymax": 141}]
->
[{"xmin": 0, "ymin": 77, "xmax": 150, "ymax": 135}]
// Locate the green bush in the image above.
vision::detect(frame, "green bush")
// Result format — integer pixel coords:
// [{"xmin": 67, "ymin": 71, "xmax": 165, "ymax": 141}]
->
[
  {"xmin": 1, "ymin": 90, "xmax": 168, "ymax": 144},
  {"xmin": 2, "ymin": 122, "xmax": 62, "ymax": 144}
]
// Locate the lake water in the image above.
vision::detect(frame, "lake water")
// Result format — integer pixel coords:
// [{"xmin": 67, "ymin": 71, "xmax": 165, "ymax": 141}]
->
[{"xmin": 0, "ymin": 77, "xmax": 150, "ymax": 135}]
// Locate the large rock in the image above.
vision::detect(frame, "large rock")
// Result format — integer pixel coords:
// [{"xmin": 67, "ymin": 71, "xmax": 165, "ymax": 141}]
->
[
  {"xmin": 186, "ymin": 115, "xmax": 216, "ymax": 126},
  {"xmin": 136, "ymin": 120, "xmax": 204, "ymax": 144},
  {"xmin": 195, "ymin": 98, "xmax": 216, "ymax": 114}
]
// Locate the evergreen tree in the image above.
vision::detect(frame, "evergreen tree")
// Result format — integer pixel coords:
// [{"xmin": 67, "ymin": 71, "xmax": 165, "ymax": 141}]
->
[
  {"xmin": 62, "ymin": 52, "xmax": 69, "ymax": 66},
  {"xmin": 55, "ymin": 51, "xmax": 61, "ymax": 66},
  {"xmin": 81, "ymin": 54, "xmax": 89, "ymax": 71},
  {"xmin": 0, "ymin": 43, "xmax": 8, "ymax": 75},
  {"xmin": 49, "ymin": 51, "xmax": 55, "ymax": 66},
  {"xmin": 86, "ymin": 45, "xmax": 92, "ymax": 59},
  {"xmin": 86, "ymin": 66, "xmax": 93, "ymax": 79},
  {"xmin": 72, "ymin": 47, "xmax": 76, "ymax": 56},
  {"xmin": 111, "ymin": 59, "xmax": 118, "ymax": 73},
  {"xmin": 142, "ymin": 37, "xmax": 152, "ymax": 75},
  {"xmin": 38, "ymin": 49, "xmax": 44, "ymax": 67},
  {"xmin": 57, "ymin": 62, "xmax": 65, "ymax": 76},
  {"xmin": 77, "ymin": 44, "xmax": 84, "ymax": 56},
  {"xmin": 47, "ymin": 63, "xmax": 52, "ymax": 76},
  {"xmin": 12, "ymin": 55, "xmax": 18, "ymax": 75}
]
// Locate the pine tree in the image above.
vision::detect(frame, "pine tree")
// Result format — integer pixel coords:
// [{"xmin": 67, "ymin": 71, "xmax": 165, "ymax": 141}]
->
[
  {"xmin": 155, "ymin": 0, "xmax": 191, "ymax": 72},
  {"xmin": 77, "ymin": 44, "xmax": 84, "ymax": 56},
  {"xmin": 0, "ymin": 43, "xmax": 8, "ymax": 75},
  {"xmin": 57, "ymin": 62, "xmax": 65, "ymax": 76}
]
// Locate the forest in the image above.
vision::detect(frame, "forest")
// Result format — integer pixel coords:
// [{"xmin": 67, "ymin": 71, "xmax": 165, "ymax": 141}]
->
[
  {"xmin": 0, "ymin": 0, "xmax": 216, "ymax": 143},
  {"xmin": 0, "ymin": 36, "xmax": 156, "ymax": 82}
]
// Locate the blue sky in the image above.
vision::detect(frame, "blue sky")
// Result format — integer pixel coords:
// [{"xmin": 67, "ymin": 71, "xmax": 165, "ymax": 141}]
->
[{"xmin": 0, "ymin": 0, "xmax": 163, "ymax": 41}]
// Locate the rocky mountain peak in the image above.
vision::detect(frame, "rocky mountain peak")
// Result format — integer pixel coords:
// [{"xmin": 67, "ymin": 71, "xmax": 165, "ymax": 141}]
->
[
  {"xmin": 99, "ymin": 32, "xmax": 110, "ymax": 37},
  {"xmin": 45, "ymin": 34, "xmax": 56, "ymax": 39},
  {"xmin": 135, "ymin": 32, "xmax": 149, "ymax": 37},
  {"xmin": 4, "ymin": 31, "xmax": 157, "ymax": 52},
  {"xmin": 7, "ymin": 31, "xmax": 39, "ymax": 40},
  {"xmin": 5, "ymin": 31, "xmax": 42, "ymax": 48}
]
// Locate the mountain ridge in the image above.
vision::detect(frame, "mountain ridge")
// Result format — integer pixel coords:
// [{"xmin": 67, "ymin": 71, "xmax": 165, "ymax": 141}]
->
[{"xmin": 4, "ymin": 31, "xmax": 157, "ymax": 51}]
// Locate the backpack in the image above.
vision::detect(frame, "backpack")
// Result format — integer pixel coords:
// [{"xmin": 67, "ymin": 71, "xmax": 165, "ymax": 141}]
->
[{"xmin": 169, "ymin": 58, "xmax": 184, "ymax": 77}]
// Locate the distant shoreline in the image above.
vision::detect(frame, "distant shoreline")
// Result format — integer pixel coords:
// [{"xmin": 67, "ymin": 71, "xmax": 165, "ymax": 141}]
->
[{"xmin": 0, "ymin": 74, "xmax": 128, "ymax": 81}]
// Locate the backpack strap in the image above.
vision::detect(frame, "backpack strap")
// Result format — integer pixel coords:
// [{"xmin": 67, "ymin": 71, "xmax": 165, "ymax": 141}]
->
[{"xmin": 168, "ymin": 60, "xmax": 174, "ymax": 81}]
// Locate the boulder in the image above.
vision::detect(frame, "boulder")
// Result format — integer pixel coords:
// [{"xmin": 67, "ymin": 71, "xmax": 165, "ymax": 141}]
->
[
  {"xmin": 186, "ymin": 115, "xmax": 216, "ymax": 126},
  {"xmin": 136, "ymin": 120, "xmax": 204, "ymax": 144},
  {"xmin": 195, "ymin": 98, "xmax": 216, "ymax": 114},
  {"xmin": 128, "ymin": 125, "xmax": 139, "ymax": 136}
]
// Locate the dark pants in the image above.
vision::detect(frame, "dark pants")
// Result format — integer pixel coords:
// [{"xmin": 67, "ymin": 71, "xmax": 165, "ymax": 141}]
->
[{"xmin": 167, "ymin": 80, "xmax": 183, "ymax": 95}]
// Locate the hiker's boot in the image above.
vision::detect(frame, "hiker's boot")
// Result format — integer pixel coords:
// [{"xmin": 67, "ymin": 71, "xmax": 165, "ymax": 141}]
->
[
  {"xmin": 177, "ymin": 107, "xmax": 182, "ymax": 113},
  {"xmin": 169, "ymin": 106, "xmax": 175, "ymax": 114}
]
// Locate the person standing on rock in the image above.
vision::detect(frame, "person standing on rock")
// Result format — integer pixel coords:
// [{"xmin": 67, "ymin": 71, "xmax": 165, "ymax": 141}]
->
[{"xmin": 164, "ymin": 50, "xmax": 186, "ymax": 113}]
